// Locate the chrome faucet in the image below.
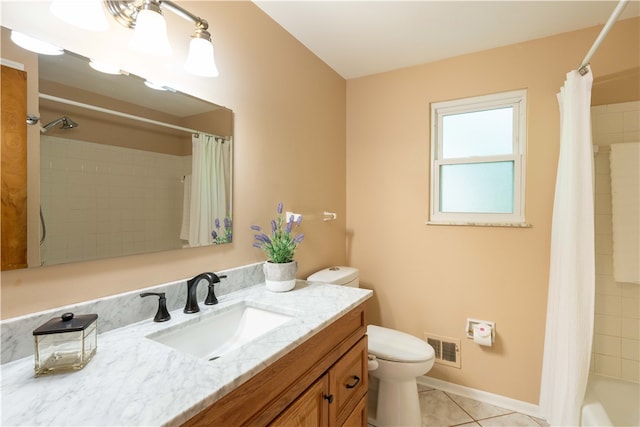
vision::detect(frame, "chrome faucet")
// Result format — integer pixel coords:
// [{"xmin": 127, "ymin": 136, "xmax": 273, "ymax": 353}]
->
[{"xmin": 184, "ymin": 272, "xmax": 227, "ymax": 313}]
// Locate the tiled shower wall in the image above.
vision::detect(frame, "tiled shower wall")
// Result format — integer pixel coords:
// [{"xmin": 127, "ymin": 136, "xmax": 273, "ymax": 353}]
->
[
  {"xmin": 591, "ymin": 101, "xmax": 640, "ymax": 383},
  {"xmin": 40, "ymin": 136, "xmax": 191, "ymax": 266}
]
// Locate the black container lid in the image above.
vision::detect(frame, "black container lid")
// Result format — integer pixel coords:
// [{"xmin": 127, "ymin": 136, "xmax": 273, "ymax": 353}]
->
[{"xmin": 33, "ymin": 312, "xmax": 98, "ymax": 336}]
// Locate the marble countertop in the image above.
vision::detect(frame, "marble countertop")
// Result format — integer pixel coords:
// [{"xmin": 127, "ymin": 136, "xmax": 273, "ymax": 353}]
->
[{"xmin": 1, "ymin": 281, "xmax": 372, "ymax": 426}]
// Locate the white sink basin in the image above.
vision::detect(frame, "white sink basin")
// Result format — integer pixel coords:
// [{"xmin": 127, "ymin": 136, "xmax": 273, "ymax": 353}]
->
[{"xmin": 148, "ymin": 302, "xmax": 293, "ymax": 361}]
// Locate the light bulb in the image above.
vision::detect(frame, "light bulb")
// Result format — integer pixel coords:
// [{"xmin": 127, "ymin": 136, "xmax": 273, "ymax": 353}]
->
[
  {"xmin": 185, "ymin": 37, "xmax": 219, "ymax": 77},
  {"xmin": 130, "ymin": 8, "xmax": 171, "ymax": 56},
  {"xmin": 10, "ymin": 31, "xmax": 63, "ymax": 55}
]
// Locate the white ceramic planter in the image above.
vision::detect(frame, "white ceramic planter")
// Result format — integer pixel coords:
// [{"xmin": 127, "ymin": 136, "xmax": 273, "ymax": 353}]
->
[{"xmin": 263, "ymin": 261, "xmax": 297, "ymax": 292}]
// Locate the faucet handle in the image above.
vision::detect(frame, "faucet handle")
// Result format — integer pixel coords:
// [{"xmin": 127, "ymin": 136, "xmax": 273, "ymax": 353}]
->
[
  {"xmin": 140, "ymin": 292, "xmax": 171, "ymax": 322},
  {"xmin": 204, "ymin": 273, "xmax": 227, "ymax": 305}
]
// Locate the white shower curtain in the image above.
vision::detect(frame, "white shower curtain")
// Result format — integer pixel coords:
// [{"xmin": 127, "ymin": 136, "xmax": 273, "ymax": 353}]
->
[
  {"xmin": 539, "ymin": 66, "xmax": 595, "ymax": 426},
  {"xmin": 188, "ymin": 133, "xmax": 228, "ymax": 247}
]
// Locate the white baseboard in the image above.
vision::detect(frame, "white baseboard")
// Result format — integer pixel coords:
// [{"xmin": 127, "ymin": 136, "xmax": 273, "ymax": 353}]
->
[{"xmin": 417, "ymin": 375, "xmax": 543, "ymax": 419}]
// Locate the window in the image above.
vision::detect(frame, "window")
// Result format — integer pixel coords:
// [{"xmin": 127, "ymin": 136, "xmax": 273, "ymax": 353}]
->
[{"xmin": 429, "ymin": 90, "xmax": 527, "ymax": 225}]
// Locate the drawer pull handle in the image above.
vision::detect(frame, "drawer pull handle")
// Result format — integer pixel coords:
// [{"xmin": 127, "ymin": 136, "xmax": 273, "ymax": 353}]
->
[
  {"xmin": 345, "ymin": 375, "xmax": 360, "ymax": 389},
  {"xmin": 324, "ymin": 394, "xmax": 334, "ymax": 403}
]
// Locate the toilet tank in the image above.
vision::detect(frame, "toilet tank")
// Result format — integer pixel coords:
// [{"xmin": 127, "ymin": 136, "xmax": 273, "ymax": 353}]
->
[{"xmin": 307, "ymin": 266, "xmax": 360, "ymax": 288}]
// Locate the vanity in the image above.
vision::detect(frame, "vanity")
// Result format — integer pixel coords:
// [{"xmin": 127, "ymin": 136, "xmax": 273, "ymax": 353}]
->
[
  {"xmin": 185, "ymin": 295, "xmax": 368, "ymax": 426},
  {"xmin": 0, "ymin": 276, "xmax": 372, "ymax": 426}
]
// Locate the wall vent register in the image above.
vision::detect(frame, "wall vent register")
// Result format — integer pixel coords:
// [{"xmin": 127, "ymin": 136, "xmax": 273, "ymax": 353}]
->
[{"xmin": 425, "ymin": 333, "xmax": 461, "ymax": 368}]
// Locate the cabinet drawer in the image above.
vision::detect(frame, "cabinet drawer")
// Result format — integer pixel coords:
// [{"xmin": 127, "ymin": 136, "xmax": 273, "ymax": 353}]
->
[{"xmin": 329, "ymin": 337, "xmax": 368, "ymax": 425}]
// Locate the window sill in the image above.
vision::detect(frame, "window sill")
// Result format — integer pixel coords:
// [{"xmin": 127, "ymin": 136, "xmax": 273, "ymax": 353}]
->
[{"xmin": 426, "ymin": 221, "xmax": 532, "ymax": 228}]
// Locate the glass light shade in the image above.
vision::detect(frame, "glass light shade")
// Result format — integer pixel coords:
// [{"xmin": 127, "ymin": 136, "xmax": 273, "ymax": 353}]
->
[
  {"xmin": 50, "ymin": 0, "xmax": 108, "ymax": 31},
  {"xmin": 130, "ymin": 8, "xmax": 171, "ymax": 56},
  {"xmin": 89, "ymin": 60, "xmax": 122, "ymax": 75},
  {"xmin": 144, "ymin": 80, "xmax": 167, "ymax": 91},
  {"xmin": 10, "ymin": 31, "xmax": 63, "ymax": 55},
  {"xmin": 185, "ymin": 37, "xmax": 219, "ymax": 77}
]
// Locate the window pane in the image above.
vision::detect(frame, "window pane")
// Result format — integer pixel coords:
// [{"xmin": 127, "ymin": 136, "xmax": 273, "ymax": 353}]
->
[
  {"xmin": 442, "ymin": 107, "xmax": 513, "ymax": 159},
  {"xmin": 439, "ymin": 161, "xmax": 514, "ymax": 213}
]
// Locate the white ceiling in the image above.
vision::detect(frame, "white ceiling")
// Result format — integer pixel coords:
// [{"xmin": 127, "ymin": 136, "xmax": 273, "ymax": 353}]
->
[{"xmin": 253, "ymin": 0, "xmax": 640, "ymax": 79}]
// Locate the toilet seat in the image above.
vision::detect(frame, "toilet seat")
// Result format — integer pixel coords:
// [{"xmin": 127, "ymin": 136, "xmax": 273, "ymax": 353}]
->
[{"xmin": 367, "ymin": 325, "xmax": 435, "ymax": 363}]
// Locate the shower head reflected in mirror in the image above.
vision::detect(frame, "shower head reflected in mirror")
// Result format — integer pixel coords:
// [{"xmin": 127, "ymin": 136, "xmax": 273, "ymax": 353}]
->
[
  {"xmin": 41, "ymin": 116, "xmax": 79, "ymax": 133},
  {"xmin": 26, "ymin": 114, "xmax": 40, "ymax": 125}
]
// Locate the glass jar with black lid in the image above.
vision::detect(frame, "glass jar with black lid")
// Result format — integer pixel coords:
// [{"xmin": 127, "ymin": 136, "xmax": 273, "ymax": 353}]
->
[{"xmin": 33, "ymin": 312, "xmax": 97, "ymax": 376}]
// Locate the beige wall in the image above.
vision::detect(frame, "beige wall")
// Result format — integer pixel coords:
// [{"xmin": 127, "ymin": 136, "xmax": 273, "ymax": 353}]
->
[
  {"xmin": 346, "ymin": 18, "xmax": 639, "ymax": 404},
  {"xmin": 592, "ymin": 67, "xmax": 640, "ymax": 106},
  {"xmin": 38, "ymin": 83, "xmax": 191, "ymax": 156},
  {"xmin": 1, "ymin": 1, "xmax": 347, "ymax": 318}
]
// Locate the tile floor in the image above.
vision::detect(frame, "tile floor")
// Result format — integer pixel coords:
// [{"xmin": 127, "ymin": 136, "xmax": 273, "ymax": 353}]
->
[{"xmin": 369, "ymin": 383, "xmax": 550, "ymax": 427}]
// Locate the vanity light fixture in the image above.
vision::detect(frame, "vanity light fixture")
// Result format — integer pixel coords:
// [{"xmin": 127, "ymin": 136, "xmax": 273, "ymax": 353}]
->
[
  {"xmin": 105, "ymin": 0, "xmax": 219, "ymax": 76},
  {"xmin": 10, "ymin": 31, "xmax": 64, "ymax": 56},
  {"xmin": 50, "ymin": 0, "xmax": 109, "ymax": 32}
]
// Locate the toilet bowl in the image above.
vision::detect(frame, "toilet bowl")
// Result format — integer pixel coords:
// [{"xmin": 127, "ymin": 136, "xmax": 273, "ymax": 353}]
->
[
  {"xmin": 307, "ymin": 267, "xmax": 435, "ymax": 427},
  {"xmin": 367, "ymin": 325, "xmax": 434, "ymax": 427}
]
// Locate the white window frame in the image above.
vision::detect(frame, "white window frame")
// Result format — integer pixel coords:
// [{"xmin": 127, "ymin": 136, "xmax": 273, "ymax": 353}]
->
[{"xmin": 429, "ymin": 89, "xmax": 527, "ymax": 226}]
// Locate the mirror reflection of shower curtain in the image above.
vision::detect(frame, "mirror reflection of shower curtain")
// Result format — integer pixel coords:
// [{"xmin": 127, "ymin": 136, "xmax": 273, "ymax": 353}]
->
[{"xmin": 188, "ymin": 133, "xmax": 229, "ymax": 247}]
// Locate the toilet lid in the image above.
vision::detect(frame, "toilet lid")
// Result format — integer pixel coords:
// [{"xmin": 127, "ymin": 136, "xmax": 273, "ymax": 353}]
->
[
  {"xmin": 307, "ymin": 266, "xmax": 359, "ymax": 285},
  {"xmin": 367, "ymin": 325, "xmax": 435, "ymax": 363}
]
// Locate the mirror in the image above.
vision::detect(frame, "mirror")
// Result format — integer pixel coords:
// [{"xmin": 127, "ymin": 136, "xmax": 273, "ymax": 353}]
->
[{"xmin": 1, "ymin": 26, "xmax": 234, "ymax": 269}]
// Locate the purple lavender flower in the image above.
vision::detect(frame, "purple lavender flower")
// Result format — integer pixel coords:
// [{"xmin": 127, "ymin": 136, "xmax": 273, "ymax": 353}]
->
[
  {"xmin": 211, "ymin": 230, "xmax": 218, "ymax": 239},
  {"xmin": 224, "ymin": 218, "xmax": 230, "ymax": 229},
  {"xmin": 250, "ymin": 225, "xmax": 262, "ymax": 231},
  {"xmin": 285, "ymin": 218, "xmax": 293, "ymax": 233},
  {"xmin": 271, "ymin": 219, "xmax": 277, "ymax": 233},
  {"xmin": 252, "ymin": 242, "xmax": 262, "ymax": 249},
  {"xmin": 296, "ymin": 215, "xmax": 303, "ymax": 226},
  {"xmin": 294, "ymin": 233, "xmax": 304, "ymax": 244},
  {"xmin": 277, "ymin": 202, "xmax": 283, "ymax": 214},
  {"xmin": 255, "ymin": 234, "xmax": 271, "ymax": 244},
  {"xmin": 214, "ymin": 218, "xmax": 220, "ymax": 229}
]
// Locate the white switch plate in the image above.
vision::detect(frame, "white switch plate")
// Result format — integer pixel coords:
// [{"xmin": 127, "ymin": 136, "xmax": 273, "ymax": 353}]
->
[{"xmin": 286, "ymin": 211, "xmax": 302, "ymax": 222}]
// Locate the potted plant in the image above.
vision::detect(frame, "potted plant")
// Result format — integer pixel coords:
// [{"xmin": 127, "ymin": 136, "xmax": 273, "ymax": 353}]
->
[{"xmin": 251, "ymin": 202, "xmax": 304, "ymax": 292}]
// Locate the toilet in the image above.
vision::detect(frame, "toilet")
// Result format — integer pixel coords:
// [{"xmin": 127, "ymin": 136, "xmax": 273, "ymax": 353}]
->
[{"xmin": 307, "ymin": 267, "xmax": 435, "ymax": 427}]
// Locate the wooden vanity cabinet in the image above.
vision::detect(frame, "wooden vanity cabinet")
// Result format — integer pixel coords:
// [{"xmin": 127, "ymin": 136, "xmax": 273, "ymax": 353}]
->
[
  {"xmin": 329, "ymin": 337, "xmax": 368, "ymax": 426},
  {"xmin": 182, "ymin": 303, "xmax": 368, "ymax": 427}
]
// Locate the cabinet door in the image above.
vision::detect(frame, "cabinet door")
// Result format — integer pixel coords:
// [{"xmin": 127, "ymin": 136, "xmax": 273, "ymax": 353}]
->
[
  {"xmin": 271, "ymin": 375, "xmax": 330, "ymax": 427},
  {"xmin": 340, "ymin": 396, "xmax": 366, "ymax": 427},
  {"xmin": 1, "ymin": 65, "xmax": 28, "ymax": 270},
  {"xmin": 329, "ymin": 337, "xmax": 368, "ymax": 426}
]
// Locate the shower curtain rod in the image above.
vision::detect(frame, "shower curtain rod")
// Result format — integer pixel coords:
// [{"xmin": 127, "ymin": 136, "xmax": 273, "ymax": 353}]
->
[
  {"xmin": 39, "ymin": 93, "xmax": 229, "ymax": 140},
  {"xmin": 578, "ymin": 0, "xmax": 629, "ymax": 75}
]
